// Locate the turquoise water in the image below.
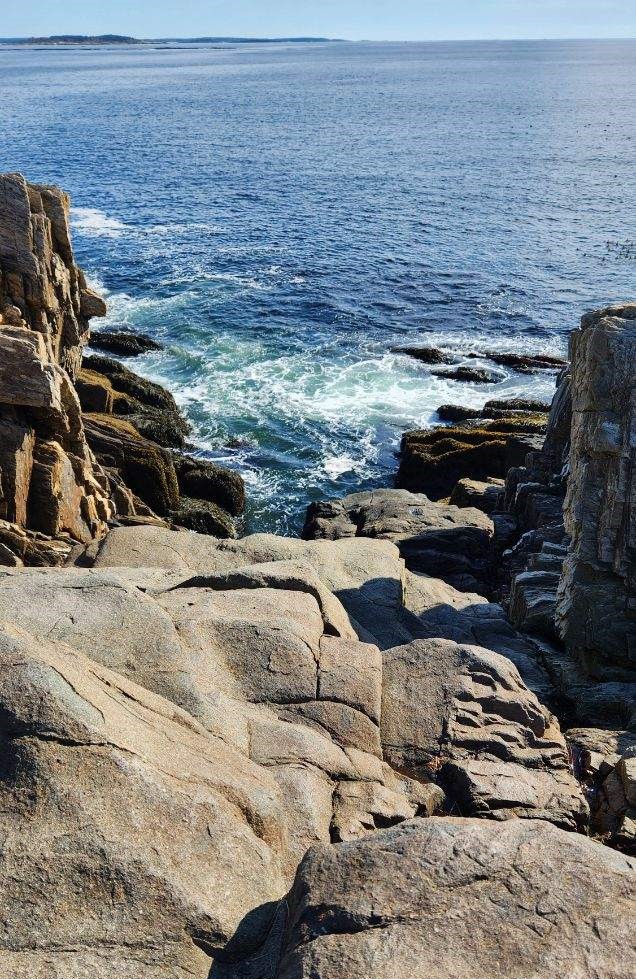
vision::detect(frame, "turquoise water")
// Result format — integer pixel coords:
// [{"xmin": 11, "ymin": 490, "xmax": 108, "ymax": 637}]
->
[{"xmin": 1, "ymin": 39, "xmax": 635, "ymax": 531}]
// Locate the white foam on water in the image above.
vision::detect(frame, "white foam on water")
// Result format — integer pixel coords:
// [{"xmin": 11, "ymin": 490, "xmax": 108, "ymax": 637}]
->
[{"xmin": 72, "ymin": 207, "xmax": 126, "ymax": 237}]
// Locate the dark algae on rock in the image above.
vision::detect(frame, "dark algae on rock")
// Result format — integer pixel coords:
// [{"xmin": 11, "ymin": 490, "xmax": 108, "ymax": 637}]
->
[{"xmin": 0, "ymin": 174, "xmax": 634, "ymax": 978}]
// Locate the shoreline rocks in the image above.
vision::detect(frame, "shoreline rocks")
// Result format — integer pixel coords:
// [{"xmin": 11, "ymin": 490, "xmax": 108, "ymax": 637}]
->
[
  {"xmin": 88, "ymin": 327, "xmax": 164, "ymax": 356},
  {"xmin": 394, "ymin": 343, "xmax": 567, "ymax": 375},
  {"xmin": 0, "ymin": 174, "xmax": 245, "ymax": 562},
  {"xmin": 0, "ymin": 173, "xmax": 635, "ymax": 977}
]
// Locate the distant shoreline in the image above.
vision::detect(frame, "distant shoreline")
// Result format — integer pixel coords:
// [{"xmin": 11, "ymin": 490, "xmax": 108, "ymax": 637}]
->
[{"xmin": 0, "ymin": 34, "xmax": 342, "ymax": 47}]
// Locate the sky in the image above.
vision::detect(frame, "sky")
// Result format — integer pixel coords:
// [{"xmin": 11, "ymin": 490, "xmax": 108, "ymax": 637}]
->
[{"xmin": 3, "ymin": 1, "xmax": 636, "ymax": 42}]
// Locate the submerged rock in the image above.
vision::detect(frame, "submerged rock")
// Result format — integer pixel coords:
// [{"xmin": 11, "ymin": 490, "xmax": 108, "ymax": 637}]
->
[
  {"xmin": 432, "ymin": 365, "xmax": 501, "ymax": 384},
  {"xmin": 474, "ymin": 350, "xmax": 567, "ymax": 373},
  {"xmin": 392, "ymin": 344, "xmax": 457, "ymax": 364},
  {"xmin": 89, "ymin": 328, "xmax": 163, "ymax": 356}
]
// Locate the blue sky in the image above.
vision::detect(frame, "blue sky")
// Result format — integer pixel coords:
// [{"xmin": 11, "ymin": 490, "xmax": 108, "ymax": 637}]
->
[{"xmin": 3, "ymin": 1, "xmax": 636, "ymax": 41}]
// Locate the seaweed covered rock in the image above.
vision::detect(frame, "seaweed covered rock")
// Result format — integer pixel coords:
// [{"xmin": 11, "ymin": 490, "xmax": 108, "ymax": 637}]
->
[
  {"xmin": 172, "ymin": 497, "xmax": 237, "ymax": 538},
  {"xmin": 173, "ymin": 455, "xmax": 245, "ymax": 516},
  {"xmin": 81, "ymin": 354, "xmax": 190, "ymax": 448},
  {"xmin": 89, "ymin": 328, "xmax": 163, "ymax": 356},
  {"xmin": 83, "ymin": 413, "xmax": 179, "ymax": 516},
  {"xmin": 397, "ymin": 413, "xmax": 548, "ymax": 500}
]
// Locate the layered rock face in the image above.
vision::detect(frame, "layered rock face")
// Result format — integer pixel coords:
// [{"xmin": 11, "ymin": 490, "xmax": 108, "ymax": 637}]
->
[
  {"xmin": 556, "ymin": 303, "xmax": 636, "ymax": 678},
  {"xmin": 0, "ymin": 173, "xmax": 246, "ymax": 559},
  {"xmin": 0, "ymin": 174, "xmax": 113, "ymax": 560}
]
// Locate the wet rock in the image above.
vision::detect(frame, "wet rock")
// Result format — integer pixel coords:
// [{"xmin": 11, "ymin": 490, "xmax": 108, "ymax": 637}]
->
[
  {"xmin": 398, "ymin": 415, "xmax": 548, "ymax": 500},
  {"xmin": 392, "ymin": 345, "xmax": 457, "ymax": 364},
  {"xmin": 83, "ymin": 354, "xmax": 180, "ymax": 412},
  {"xmin": 475, "ymin": 351, "xmax": 567, "ymax": 373},
  {"xmin": 437, "ymin": 398, "xmax": 551, "ymax": 423},
  {"xmin": 432, "ymin": 365, "xmax": 501, "ymax": 384},
  {"xmin": 75, "ymin": 366, "xmax": 115, "ymax": 412},
  {"xmin": 264, "ymin": 818, "xmax": 635, "ymax": 979},
  {"xmin": 484, "ymin": 396, "xmax": 552, "ymax": 413},
  {"xmin": 172, "ymin": 497, "xmax": 237, "ymax": 538},
  {"xmin": 436, "ymin": 403, "xmax": 482, "ymax": 422},
  {"xmin": 173, "ymin": 454, "xmax": 245, "ymax": 516},
  {"xmin": 89, "ymin": 328, "xmax": 163, "ymax": 356},
  {"xmin": 83, "ymin": 413, "xmax": 179, "ymax": 516},
  {"xmin": 80, "ymin": 355, "xmax": 191, "ymax": 448}
]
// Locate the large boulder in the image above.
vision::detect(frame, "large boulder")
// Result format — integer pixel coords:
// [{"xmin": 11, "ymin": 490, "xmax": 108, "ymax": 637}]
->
[
  {"xmin": 381, "ymin": 637, "xmax": 587, "ymax": 829},
  {"xmin": 0, "ymin": 622, "xmax": 288, "ymax": 978},
  {"xmin": 303, "ymin": 488, "xmax": 494, "ymax": 594},
  {"xmin": 90, "ymin": 525, "xmax": 417, "ymax": 649},
  {"xmin": 0, "ymin": 564, "xmax": 437, "ymax": 853},
  {"xmin": 260, "ymin": 818, "xmax": 635, "ymax": 979}
]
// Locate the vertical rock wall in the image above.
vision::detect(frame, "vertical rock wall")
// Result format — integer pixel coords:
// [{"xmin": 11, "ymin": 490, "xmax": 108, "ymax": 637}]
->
[
  {"xmin": 0, "ymin": 173, "xmax": 113, "ymax": 558},
  {"xmin": 556, "ymin": 303, "xmax": 636, "ymax": 678}
]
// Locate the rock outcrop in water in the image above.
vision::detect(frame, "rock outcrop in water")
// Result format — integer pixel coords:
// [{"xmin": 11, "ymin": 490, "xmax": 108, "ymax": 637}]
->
[{"xmin": 0, "ymin": 174, "xmax": 634, "ymax": 979}]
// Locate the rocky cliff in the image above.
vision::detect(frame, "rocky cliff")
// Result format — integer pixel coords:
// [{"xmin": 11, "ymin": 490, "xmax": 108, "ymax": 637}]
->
[
  {"xmin": 557, "ymin": 303, "xmax": 636, "ymax": 679},
  {"xmin": 0, "ymin": 173, "xmax": 113, "ymax": 561},
  {"xmin": 0, "ymin": 174, "xmax": 245, "ymax": 566},
  {"xmin": 0, "ymin": 175, "xmax": 634, "ymax": 979}
]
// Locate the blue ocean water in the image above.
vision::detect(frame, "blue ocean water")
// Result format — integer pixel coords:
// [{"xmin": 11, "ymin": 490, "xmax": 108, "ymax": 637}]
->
[{"xmin": 1, "ymin": 39, "xmax": 635, "ymax": 532}]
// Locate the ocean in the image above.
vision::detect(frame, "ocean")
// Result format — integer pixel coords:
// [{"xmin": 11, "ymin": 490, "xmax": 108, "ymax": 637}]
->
[{"xmin": 1, "ymin": 39, "xmax": 634, "ymax": 532}]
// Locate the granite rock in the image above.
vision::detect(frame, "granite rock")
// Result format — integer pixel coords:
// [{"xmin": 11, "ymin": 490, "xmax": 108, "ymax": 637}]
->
[{"xmin": 261, "ymin": 818, "xmax": 636, "ymax": 979}]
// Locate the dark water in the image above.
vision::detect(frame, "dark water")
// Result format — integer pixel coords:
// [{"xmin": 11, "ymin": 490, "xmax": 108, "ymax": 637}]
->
[{"xmin": 1, "ymin": 40, "xmax": 634, "ymax": 532}]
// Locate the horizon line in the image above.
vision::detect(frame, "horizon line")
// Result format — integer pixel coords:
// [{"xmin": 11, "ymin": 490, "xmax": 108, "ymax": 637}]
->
[{"xmin": 1, "ymin": 34, "xmax": 636, "ymax": 44}]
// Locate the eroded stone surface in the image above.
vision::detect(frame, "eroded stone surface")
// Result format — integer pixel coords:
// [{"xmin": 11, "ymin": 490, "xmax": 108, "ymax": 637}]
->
[
  {"xmin": 264, "ymin": 818, "xmax": 635, "ymax": 979},
  {"xmin": 382, "ymin": 637, "xmax": 587, "ymax": 828},
  {"xmin": 556, "ymin": 303, "xmax": 636, "ymax": 678}
]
